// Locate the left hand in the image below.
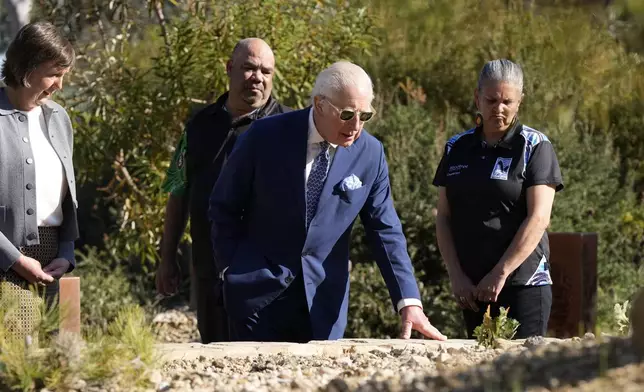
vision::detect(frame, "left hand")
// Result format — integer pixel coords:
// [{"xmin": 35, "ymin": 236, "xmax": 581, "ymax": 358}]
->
[
  {"xmin": 475, "ymin": 268, "xmax": 508, "ymax": 303},
  {"xmin": 399, "ymin": 305, "xmax": 447, "ymax": 340},
  {"xmin": 42, "ymin": 258, "xmax": 71, "ymax": 280}
]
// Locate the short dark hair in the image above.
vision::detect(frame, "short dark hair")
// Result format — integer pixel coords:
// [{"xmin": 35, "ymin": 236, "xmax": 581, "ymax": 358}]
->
[{"xmin": 1, "ymin": 21, "xmax": 75, "ymax": 88}]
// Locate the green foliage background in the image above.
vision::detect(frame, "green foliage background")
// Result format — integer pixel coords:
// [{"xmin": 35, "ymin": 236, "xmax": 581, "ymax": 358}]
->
[{"xmin": 25, "ymin": 0, "xmax": 644, "ymax": 337}]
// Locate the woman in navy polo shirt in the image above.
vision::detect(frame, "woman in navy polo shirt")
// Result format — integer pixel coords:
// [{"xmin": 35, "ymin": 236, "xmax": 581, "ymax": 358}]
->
[{"xmin": 433, "ymin": 59, "xmax": 564, "ymax": 338}]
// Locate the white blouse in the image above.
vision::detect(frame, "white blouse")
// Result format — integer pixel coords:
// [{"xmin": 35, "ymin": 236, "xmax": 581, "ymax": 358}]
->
[{"xmin": 23, "ymin": 106, "xmax": 67, "ymax": 226}]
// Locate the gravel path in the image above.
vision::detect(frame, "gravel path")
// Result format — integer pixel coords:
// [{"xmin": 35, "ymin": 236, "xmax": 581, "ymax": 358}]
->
[
  {"xmin": 152, "ymin": 307, "xmax": 644, "ymax": 392},
  {"xmin": 153, "ymin": 306, "xmax": 200, "ymax": 344}
]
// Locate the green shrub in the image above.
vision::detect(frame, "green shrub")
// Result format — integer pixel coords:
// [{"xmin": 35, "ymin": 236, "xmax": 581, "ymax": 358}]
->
[
  {"xmin": 0, "ymin": 284, "xmax": 157, "ymax": 391},
  {"xmin": 473, "ymin": 306, "xmax": 520, "ymax": 348},
  {"xmin": 73, "ymin": 247, "xmax": 142, "ymax": 333}
]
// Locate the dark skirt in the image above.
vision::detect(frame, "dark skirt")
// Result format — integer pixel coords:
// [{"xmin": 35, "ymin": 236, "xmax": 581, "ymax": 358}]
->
[{"xmin": 0, "ymin": 226, "xmax": 59, "ymax": 339}]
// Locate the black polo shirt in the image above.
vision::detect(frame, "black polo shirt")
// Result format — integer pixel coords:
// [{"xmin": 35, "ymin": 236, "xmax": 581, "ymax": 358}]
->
[
  {"xmin": 163, "ymin": 92, "xmax": 290, "ymax": 273},
  {"xmin": 432, "ymin": 121, "xmax": 564, "ymax": 287}
]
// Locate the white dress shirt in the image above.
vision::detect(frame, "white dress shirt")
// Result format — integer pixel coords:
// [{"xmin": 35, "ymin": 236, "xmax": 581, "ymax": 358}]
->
[
  {"xmin": 306, "ymin": 109, "xmax": 423, "ymax": 313},
  {"xmin": 23, "ymin": 106, "xmax": 67, "ymax": 226}
]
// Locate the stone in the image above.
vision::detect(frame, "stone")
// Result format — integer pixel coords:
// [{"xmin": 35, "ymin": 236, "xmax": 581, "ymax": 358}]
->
[
  {"xmin": 436, "ymin": 352, "xmax": 452, "ymax": 363},
  {"xmin": 337, "ymin": 357, "xmax": 353, "ymax": 367},
  {"xmin": 369, "ymin": 348, "xmax": 389, "ymax": 358},
  {"xmin": 409, "ymin": 355, "xmax": 431, "ymax": 367},
  {"xmin": 157, "ymin": 384, "xmax": 171, "ymax": 392},
  {"xmin": 494, "ymin": 338, "xmax": 514, "ymax": 350},
  {"xmin": 524, "ymin": 336, "xmax": 547, "ymax": 348},
  {"xmin": 583, "ymin": 332, "xmax": 596, "ymax": 341},
  {"xmin": 324, "ymin": 378, "xmax": 351, "ymax": 392},
  {"xmin": 69, "ymin": 379, "xmax": 86, "ymax": 390}
]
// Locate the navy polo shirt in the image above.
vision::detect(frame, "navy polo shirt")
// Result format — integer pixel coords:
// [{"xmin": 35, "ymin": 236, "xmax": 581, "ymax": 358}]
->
[{"xmin": 432, "ymin": 121, "xmax": 564, "ymax": 286}]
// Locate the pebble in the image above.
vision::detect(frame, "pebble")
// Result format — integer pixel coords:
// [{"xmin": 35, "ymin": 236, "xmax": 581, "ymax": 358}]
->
[
  {"xmin": 436, "ymin": 352, "xmax": 452, "ymax": 363},
  {"xmin": 584, "ymin": 332, "xmax": 596, "ymax": 341},
  {"xmin": 524, "ymin": 335, "xmax": 547, "ymax": 348}
]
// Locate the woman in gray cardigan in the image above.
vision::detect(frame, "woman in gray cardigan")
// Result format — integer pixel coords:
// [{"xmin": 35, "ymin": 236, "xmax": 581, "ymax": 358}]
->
[{"xmin": 0, "ymin": 21, "xmax": 79, "ymax": 335}]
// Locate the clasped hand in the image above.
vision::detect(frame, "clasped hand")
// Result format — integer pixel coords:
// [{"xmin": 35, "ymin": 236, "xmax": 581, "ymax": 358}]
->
[
  {"xmin": 12, "ymin": 255, "xmax": 70, "ymax": 285},
  {"xmin": 449, "ymin": 268, "xmax": 508, "ymax": 311}
]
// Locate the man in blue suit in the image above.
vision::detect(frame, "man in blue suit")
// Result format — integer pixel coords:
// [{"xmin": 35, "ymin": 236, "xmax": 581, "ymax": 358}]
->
[{"xmin": 209, "ymin": 61, "xmax": 447, "ymax": 342}]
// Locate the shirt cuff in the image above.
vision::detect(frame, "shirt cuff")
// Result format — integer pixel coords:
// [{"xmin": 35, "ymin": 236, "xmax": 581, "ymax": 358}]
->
[
  {"xmin": 396, "ymin": 298, "xmax": 423, "ymax": 313},
  {"xmin": 56, "ymin": 241, "xmax": 76, "ymax": 273}
]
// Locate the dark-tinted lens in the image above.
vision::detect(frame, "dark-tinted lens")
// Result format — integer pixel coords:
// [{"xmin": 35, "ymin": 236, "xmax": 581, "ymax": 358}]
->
[
  {"xmin": 359, "ymin": 111, "xmax": 374, "ymax": 122},
  {"xmin": 339, "ymin": 110, "xmax": 356, "ymax": 121}
]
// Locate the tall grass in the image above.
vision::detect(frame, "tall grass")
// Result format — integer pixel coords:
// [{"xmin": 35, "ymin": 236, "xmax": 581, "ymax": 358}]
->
[{"xmin": 0, "ymin": 282, "xmax": 158, "ymax": 391}]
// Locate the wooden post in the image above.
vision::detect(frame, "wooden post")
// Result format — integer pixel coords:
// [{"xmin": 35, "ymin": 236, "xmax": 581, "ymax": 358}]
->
[
  {"xmin": 547, "ymin": 232, "xmax": 598, "ymax": 338},
  {"xmin": 59, "ymin": 276, "xmax": 81, "ymax": 333}
]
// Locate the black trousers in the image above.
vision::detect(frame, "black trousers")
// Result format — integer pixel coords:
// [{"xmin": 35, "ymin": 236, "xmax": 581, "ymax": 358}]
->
[
  {"xmin": 463, "ymin": 284, "xmax": 552, "ymax": 339},
  {"xmin": 194, "ymin": 275, "xmax": 229, "ymax": 343},
  {"xmin": 229, "ymin": 273, "xmax": 313, "ymax": 343}
]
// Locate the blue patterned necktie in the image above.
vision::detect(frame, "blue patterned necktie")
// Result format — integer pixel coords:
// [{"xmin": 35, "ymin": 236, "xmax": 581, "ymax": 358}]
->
[{"xmin": 306, "ymin": 141, "xmax": 330, "ymax": 229}]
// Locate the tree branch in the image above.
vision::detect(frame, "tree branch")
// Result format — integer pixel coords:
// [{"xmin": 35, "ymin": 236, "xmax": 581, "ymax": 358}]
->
[{"xmin": 152, "ymin": 0, "xmax": 171, "ymax": 56}]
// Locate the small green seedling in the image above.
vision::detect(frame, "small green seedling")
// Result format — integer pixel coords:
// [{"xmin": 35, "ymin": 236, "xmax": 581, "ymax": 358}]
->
[
  {"xmin": 613, "ymin": 300, "xmax": 631, "ymax": 336},
  {"xmin": 473, "ymin": 305, "xmax": 520, "ymax": 348}
]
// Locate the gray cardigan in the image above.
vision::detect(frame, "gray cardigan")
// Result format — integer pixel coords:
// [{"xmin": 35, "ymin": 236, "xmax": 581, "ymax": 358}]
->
[{"xmin": 0, "ymin": 88, "xmax": 79, "ymax": 273}]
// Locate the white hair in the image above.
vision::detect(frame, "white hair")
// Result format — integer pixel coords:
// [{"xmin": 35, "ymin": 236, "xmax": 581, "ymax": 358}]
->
[
  {"xmin": 477, "ymin": 59, "xmax": 524, "ymax": 93},
  {"xmin": 310, "ymin": 61, "xmax": 374, "ymax": 105}
]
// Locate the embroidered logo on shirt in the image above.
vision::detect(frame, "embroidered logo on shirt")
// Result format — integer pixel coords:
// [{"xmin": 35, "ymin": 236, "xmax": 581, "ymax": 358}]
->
[
  {"xmin": 490, "ymin": 157, "xmax": 512, "ymax": 180},
  {"xmin": 447, "ymin": 164, "xmax": 468, "ymax": 176}
]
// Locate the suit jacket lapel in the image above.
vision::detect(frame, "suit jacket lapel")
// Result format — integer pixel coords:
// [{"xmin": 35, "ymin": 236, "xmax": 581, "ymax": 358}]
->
[{"xmin": 284, "ymin": 109, "xmax": 310, "ymax": 224}]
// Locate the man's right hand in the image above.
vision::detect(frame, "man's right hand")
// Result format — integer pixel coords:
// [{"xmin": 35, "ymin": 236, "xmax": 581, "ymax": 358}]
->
[
  {"xmin": 449, "ymin": 270, "xmax": 479, "ymax": 311},
  {"xmin": 155, "ymin": 258, "xmax": 181, "ymax": 296},
  {"xmin": 12, "ymin": 255, "xmax": 54, "ymax": 285}
]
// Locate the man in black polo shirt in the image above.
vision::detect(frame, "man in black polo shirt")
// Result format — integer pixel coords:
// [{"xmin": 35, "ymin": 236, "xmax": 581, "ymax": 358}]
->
[
  {"xmin": 155, "ymin": 38, "xmax": 291, "ymax": 343},
  {"xmin": 433, "ymin": 59, "xmax": 563, "ymax": 338}
]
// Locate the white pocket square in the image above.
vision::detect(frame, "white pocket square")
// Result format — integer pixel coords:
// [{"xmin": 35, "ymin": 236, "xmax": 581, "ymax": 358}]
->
[{"xmin": 340, "ymin": 174, "xmax": 363, "ymax": 191}]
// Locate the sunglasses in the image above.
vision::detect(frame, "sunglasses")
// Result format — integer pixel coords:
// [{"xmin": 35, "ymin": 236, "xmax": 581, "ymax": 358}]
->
[{"xmin": 324, "ymin": 99, "xmax": 375, "ymax": 122}]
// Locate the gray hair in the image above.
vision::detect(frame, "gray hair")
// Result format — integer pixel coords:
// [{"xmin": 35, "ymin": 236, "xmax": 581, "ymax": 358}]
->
[
  {"xmin": 477, "ymin": 59, "xmax": 524, "ymax": 93},
  {"xmin": 310, "ymin": 61, "xmax": 374, "ymax": 104}
]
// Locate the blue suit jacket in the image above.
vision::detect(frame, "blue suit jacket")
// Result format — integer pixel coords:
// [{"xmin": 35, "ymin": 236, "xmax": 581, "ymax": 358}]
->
[{"xmin": 208, "ymin": 108, "xmax": 421, "ymax": 340}]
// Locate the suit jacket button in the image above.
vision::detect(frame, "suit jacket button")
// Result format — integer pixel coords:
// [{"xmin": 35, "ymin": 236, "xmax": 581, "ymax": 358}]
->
[
  {"xmin": 26, "ymin": 183, "xmax": 33, "ymax": 190},
  {"xmin": 26, "ymin": 233, "xmax": 36, "ymax": 241},
  {"xmin": 18, "ymin": 115, "xmax": 26, "ymax": 122},
  {"xmin": 26, "ymin": 208, "xmax": 34, "ymax": 215}
]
